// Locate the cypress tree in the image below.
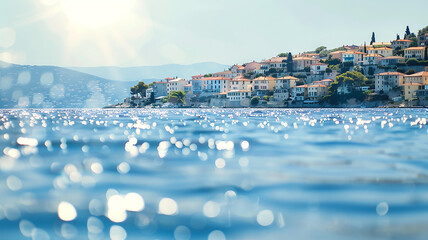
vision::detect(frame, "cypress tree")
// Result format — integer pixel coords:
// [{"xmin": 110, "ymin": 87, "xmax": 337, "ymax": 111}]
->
[
  {"xmin": 370, "ymin": 32, "xmax": 376, "ymax": 45},
  {"xmin": 287, "ymin": 52, "xmax": 293, "ymax": 73},
  {"xmin": 406, "ymin": 26, "xmax": 411, "ymax": 36},
  {"xmin": 396, "ymin": 34, "xmax": 400, "ymax": 40},
  {"xmin": 363, "ymin": 42, "xmax": 367, "ymax": 53}
]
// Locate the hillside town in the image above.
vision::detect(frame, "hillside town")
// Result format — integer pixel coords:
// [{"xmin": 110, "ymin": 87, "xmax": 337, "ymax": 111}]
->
[{"xmin": 123, "ymin": 26, "xmax": 428, "ymax": 108}]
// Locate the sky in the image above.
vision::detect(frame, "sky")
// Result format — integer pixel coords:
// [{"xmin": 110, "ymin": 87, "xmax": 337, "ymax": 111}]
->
[{"xmin": 0, "ymin": 0, "xmax": 427, "ymax": 67}]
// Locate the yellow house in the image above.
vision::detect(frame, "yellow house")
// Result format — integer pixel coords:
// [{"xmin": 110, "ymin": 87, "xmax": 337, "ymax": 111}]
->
[
  {"xmin": 404, "ymin": 47, "xmax": 426, "ymax": 60},
  {"xmin": 253, "ymin": 76, "xmax": 276, "ymax": 91},
  {"xmin": 307, "ymin": 84, "xmax": 328, "ymax": 101},
  {"xmin": 402, "ymin": 83, "xmax": 423, "ymax": 101}
]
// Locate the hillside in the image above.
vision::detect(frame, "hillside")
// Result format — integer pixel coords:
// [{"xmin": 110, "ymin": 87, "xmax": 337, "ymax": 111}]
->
[
  {"xmin": 69, "ymin": 62, "xmax": 230, "ymax": 82},
  {"xmin": 0, "ymin": 61, "xmax": 134, "ymax": 108}
]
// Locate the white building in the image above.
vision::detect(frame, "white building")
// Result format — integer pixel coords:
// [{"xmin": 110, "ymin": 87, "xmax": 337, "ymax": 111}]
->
[
  {"xmin": 275, "ymin": 76, "xmax": 298, "ymax": 90},
  {"xmin": 362, "ymin": 54, "xmax": 383, "ymax": 65},
  {"xmin": 227, "ymin": 90, "xmax": 251, "ymax": 102},
  {"xmin": 167, "ymin": 78, "xmax": 187, "ymax": 94},
  {"xmin": 203, "ymin": 77, "xmax": 231, "ymax": 93},
  {"xmin": 292, "ymin": 85, "xmax": 308, "ymax": 101},
  {"xmin": 310, "ymin": 63, "xmax": 328, "ymax": 75},
  {"xmin": 230, "ymin": 77, "xmax": 253, "ymax": 91}
]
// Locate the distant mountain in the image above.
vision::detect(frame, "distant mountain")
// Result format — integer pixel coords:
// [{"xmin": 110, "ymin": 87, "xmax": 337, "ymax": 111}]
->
[
  {"xmin": 0, "ymin": 61, "xmax": 134, "ymax": 108},
  {"xmin": 69, "ymin": 62, "xmax": 230, "ymax": 82}
]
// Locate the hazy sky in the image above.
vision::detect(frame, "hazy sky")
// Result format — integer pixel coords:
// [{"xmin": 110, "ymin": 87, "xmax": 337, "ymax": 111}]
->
[{"xmin": 0, "ymin": 0, "xmax": 427, "ymax": 67}]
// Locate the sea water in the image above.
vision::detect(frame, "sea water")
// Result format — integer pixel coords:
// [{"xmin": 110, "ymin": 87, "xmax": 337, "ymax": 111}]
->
[{"xmin": 0, "ymin": 108, "xmax": 427, "ymax": 240}]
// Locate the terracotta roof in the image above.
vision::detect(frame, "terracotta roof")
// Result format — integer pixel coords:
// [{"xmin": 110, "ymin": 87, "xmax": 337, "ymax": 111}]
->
[
  {"xmin": 321, "ymin": 79, "xmax": 334, "ymax": 82},
  {"xmin": 293, "ymin": 85, "xmax": 308, "ymax": 88},
  {"xmin": 213, "ymin": 71, "xmax": 232, "ymax": 75},
  {"xmin": 376, "ymin": 72, "xmax": 406, "ymax": 76},
  {"xmin": 343, "ymin": 51, "xmax": 366, "ymax": 55},
  {"xmin": 381, "ymin": 56, "xmax": 405, "ymax": 59},
  {"xmin": 155, "ymin": 81, "xmax": 168, "ymax": 84},
  {"xmin": 202, "ymin": 77, "xmax": 232, "ymax": 80},
  {"xmin": 228, "ymin": 90, "xmax": 251, "ymax": 93},
  {"xmin": 364, "ymin": 54, "xmax": 383, "ymax": 58},
  {"xmin": 263, "ymin": 57, "xmax": 287, "ymax": 63},
  {"xmin": 309, "ymin": 84, "xmax": 327, "ymax": 88},
  {"xmin": 406, "ymin": 71, "xmax": 428, "ymax": 77},
  {"xmin": 277, "ymin": 76, "xmax": 299, "ymax": 80},
  {"xmin": 405, "ymin": 47, "xmax": 426, "ymax": 51},
  {"xmin": 311, "ymin": 63, "xmax": 328, "ymax": 66},
  {"xmin": 394, "ymin": 39, "xmax": 413, "ymax": 42},
  {"xmin": 165, "ymin": 77, "xmax": 175, "ymax": 80},
  {"xmin": 184, "ymin": 84, "xmax": 192, "ymax": 87},
  {"xmin": 254, "ymin": 76, "xmax": 276, "ymax": 81},
  {"xmin": 294, "ymin": 57, "xmax": 319, "ymax": 61},
  {"xmin": 367, "ymin": 47, "xmax": 393, "ymax": 51}
]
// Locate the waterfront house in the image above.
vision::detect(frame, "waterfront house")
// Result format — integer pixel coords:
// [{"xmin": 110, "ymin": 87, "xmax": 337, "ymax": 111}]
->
[
  {"xmin": 402, "ymin": 70, "xmax": 428, "ymax": 86},
  {"xmin": 153, "ymin": 81, "xmax": 168, "ymax": 99},
  {"xmin": 292, "ymin": 85, "xmax": 308, "ymax": 101},
  {"xmin": 362, "ymin": 54, "xmax": 383, "ymax": 65},
  {"xmin": 375, "ymin": 72, "xmax": 406, "ymax": 94},
  {"xmin": 273, "ymin": 88, "xmax": 291, "ymax": 102},
  {"xmin": 404, "ymin": 47, "xmax": 426, "ymax": 60},
  {"xmin": 391, "ymin": 39, "xmax": 412, "ymax": 50},
  {"xmin": 191, "ymin": 75, "xmax": 206, "ymax": 95},
  {"xmin": 379, "ymin": 56, "xmax": 405, "ymax": 66},
  {"xmin": 229, "ymin": 77, "xmax": 253, "ymax": 91},
  {"xmin": 184, "ymin": 83, "xmax": 192, "ymax": 93},
  {"xmin": 227, "ymin": 90, "xmax": 251, "ymax": 102},
  {"xmin": 367, "ymin": 47, "xmax": 393, "ymax": 57},
  {"xmin": 307, "ymin": 84, "xmax": 328, "ymax": 101},
  {"xmin": 275, "ymin": 76, "xmax": 298, "ymax": 90},
  {"xmin": 167, "ymin": 78, "xmax": 187, "ymax": 94},
  {"xmin": 403, "ymin": 83, "xmax": 423, "ymax": 101},
  {"xmin": 253, "ymin": 76, "xmax": 276, "ymax": 91},
  {"xmin": 203, "ymin": 77, "xmax": 231, "ymax": 93}
]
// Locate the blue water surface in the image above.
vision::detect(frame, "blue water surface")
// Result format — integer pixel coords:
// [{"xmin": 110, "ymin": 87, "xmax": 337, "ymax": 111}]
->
[{"xmin": 0, "ymin": 108, "xmax": 427, "ymax": 240}]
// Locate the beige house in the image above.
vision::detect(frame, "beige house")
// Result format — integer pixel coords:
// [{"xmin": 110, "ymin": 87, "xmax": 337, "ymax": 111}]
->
[
  {"xmin": 227, "ymin": 90, "xmax": 251, "ymax": 102},
  {"xmin": 367, "ymin": 47, "xmax": 393, "ymax": 57},
  {"xmin": 404, "ymin": 47, "xmax": 426, "ymax": 60},
  {"xmin": 403, "ymin": 83, "xmax": 423, "ymax": 101},
  {"xmin": 229, "ymin": 77, "xmax": 253, "ymax": 91},
  {"xmin": 253, "ymin": 76, "xmax": 276, "ymax": 91},
  {"xmin": 402, "ymin": 71, "xmax": 428, "ymax": 85},
  {"xmin": 307, "ymin": 84, "xmax": 328, "ymax": 101},
  {"xmin": 212, "ymin": 71, "xmax": 233, "ymax": 78},
  {"xmin": 293, "ymin": 57, "xmax": 319, "ymax": 71},
  {"xmin": 375, "ymin": 72, "xmax": 406, "ymax": 93},
  {"xmin": 275, "ymin": 76, "xmax": 298, "ymax": 90},
  {"xmin": 310, "ymin": 63, "xmax": 328, "ymax": 75},
  {"xmin": 292, "ymin": 85, "xmax": 308, "ymax": 101},
  {"xmin": 243, "ymin": 61, "xmax": 262, "ymax": 73},
  {"xmin": 391, "ymin": 39, "xmax": 412, "ymax": 50}
]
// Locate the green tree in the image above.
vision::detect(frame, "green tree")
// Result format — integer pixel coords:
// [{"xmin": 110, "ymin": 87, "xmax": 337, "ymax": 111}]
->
[
  {"xmin": 368, "ymin": 67, "xmax": 375, "ymax": 76},
  {"xmin": 250, "ymin": 96, "xmax": 260, "ymax": 106},
  {"xmin": 406, "ymin": 58, "xmax": 419, "ymax": 66},
  {"xmin": 396, "ymin": 34, "xmax": 400, "ymax": 40},
  {"xmin": 263, "ymin": 95, "xmax": 272, "ymax": 101},
  {"xmin": 315, "ymin": 46, "xmax": 327, "ymax": 54},
  {"xmin": 204, "ymin": 74, "xmax": 212, "ymax": 77},
  {"xmin": 277, "ymin": 53, "xmax": 288, "ymax": 57},
  {"xmin": 325, "ymin": 68, "xmax": 333, "ymax": 74},
  {"xmin": 418, "ymin": 25, "xmax": 428, "ymax": 36},
  {"xmin": 166, "ymin": 91, "xmax": 186, "ymax": 105},
  {"xmin": 130, "ymin": 81, "xmax": 149, "ymax": 98},
  {"xmin": 405, "ymin": 69, "xmax": 416, "ymax": 75},
  {"xmin": 406, "ymin": 26, "xmax": 411, "ymax": 36}
]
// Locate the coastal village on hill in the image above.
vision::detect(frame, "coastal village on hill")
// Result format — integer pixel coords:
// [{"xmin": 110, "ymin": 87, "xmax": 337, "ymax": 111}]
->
[{"xmin": 120, "ymin": 26, "xmax": 428, "ymax": 108}]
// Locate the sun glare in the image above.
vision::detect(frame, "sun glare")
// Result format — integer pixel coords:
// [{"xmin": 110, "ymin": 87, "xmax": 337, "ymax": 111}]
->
[{"xmin": 60, "ymin": 0, "xmax": 136, "ymax": 28}]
